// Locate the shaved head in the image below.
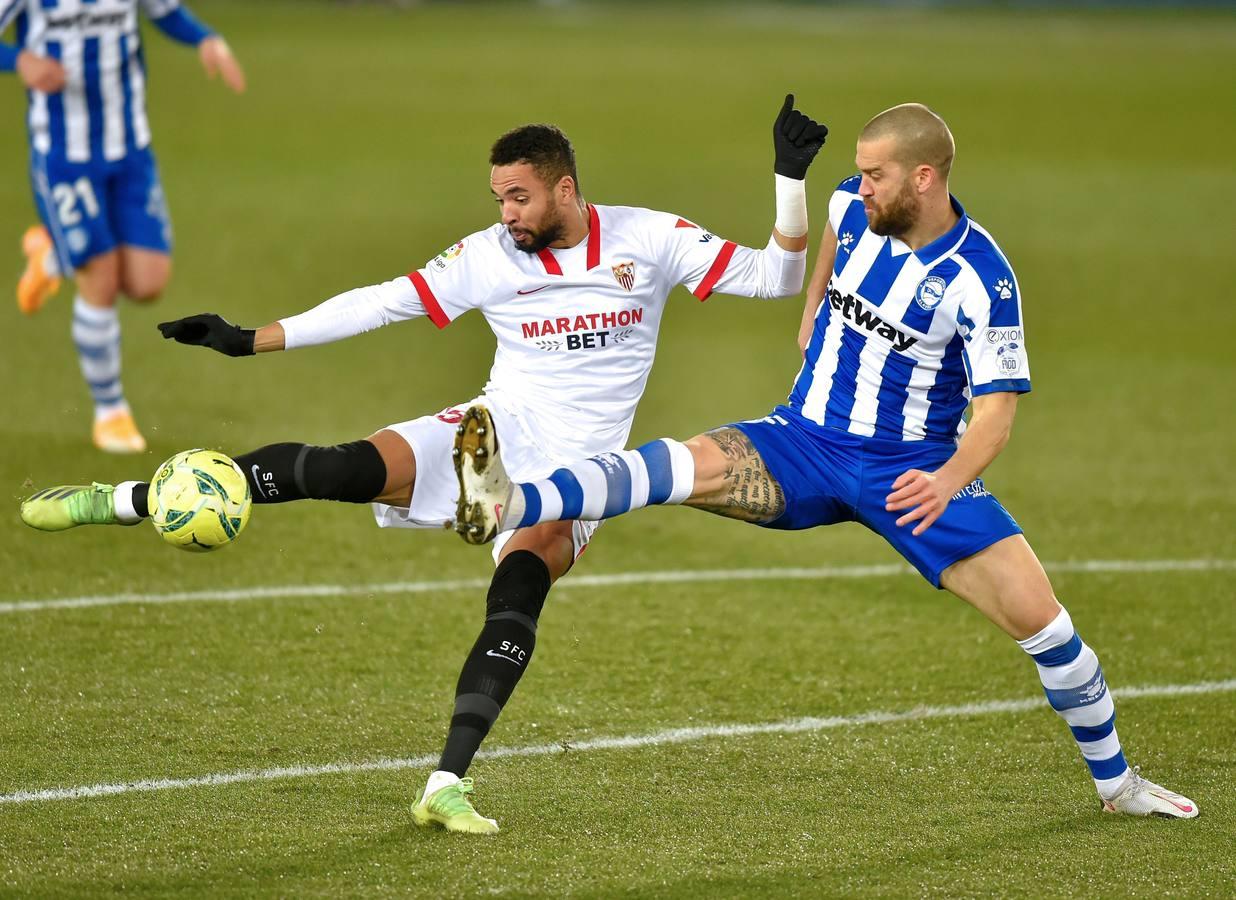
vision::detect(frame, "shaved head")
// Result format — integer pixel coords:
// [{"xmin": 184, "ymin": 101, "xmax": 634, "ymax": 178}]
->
[{"xmin": 859, "ymin": 103, "xmax": 954, "ymax": 179}]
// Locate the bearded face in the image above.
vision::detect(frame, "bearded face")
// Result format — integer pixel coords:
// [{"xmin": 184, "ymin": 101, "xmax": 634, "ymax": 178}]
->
[
  {"xmin": 507, "ymin": 203, "xmax": 568, "ymax": 255},
  {"xmin": 864, "ymin": 174, "xmax": 920, "ymax": 238}
]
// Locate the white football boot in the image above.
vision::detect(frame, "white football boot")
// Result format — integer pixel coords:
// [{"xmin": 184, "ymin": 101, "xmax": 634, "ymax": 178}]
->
[
  {"xmin": 452, "ymin": 404, "xmax": 511, "ymax": 545},
  {"xmin": 1101, "ymin": 767, "xmax": 1199, "ymax": 819}
]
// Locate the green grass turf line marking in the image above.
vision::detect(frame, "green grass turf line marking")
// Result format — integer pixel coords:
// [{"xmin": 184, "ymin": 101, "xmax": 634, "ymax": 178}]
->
[
  {"xmin": 2, "ymin": 558, "xmax": 1233, "ymax": 615},
  {"xmin": 3, "ymin": 677, "xmax": 1232, "ymax": 806}
]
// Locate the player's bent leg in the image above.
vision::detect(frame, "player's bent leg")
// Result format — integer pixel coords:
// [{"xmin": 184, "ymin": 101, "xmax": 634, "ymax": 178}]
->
[
  {"xmin": 453, "ymin": 404, "xmax": 699, "ymax": 543},
  {"xmin": 415, "ymin": 521, "xmax": 573, "ymax": 834},
  {"xmin": 939, "ymin": 534, "xmax": 1058, "ymax": 640},
  {"xmin": 73, "ymin": 253, "xmax": 148, "ymax": 453},
  {"xmin": 365, "ymin": 428, "xmax": 417, "ymax": 507},
  {"xmin": 681, "ymin": 427, "xmax": 786, "ymax": 524},
  {"xmin": 941, "ymin": 536, "xmax": 1198, "ymax": 819},
  {"xmin": 117, "ymin": 246, "xmax": 171, "ymax": 302}
]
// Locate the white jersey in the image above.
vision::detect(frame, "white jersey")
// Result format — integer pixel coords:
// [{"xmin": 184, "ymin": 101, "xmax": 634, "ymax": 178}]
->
[
  {"xmin": 788, "ymin": 176, "xmax": 1030, "ymax": 442},
  {"xmin": 280, "ymin": 203, "xmax": 804, "ymax": 459}
]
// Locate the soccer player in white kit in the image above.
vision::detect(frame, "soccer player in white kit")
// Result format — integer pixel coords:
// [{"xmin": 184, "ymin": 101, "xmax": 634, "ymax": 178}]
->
[
  {"xmin": 20, "ymin": 97, "xmax": 830, "ymax": 833},
  {"xmin": 453, "ymin": 104, "xmax": 1200, "ymax": 822}
]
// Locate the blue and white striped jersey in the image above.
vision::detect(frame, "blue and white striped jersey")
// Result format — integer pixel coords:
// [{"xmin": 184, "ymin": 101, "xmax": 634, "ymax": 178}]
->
[
  {"xmin": 0, "ymin": 0, "xmax": 211, "ymax": 163},
  {"xmin": 788, "ymin": 175, "xmax": 1030, "ymax": 443}
]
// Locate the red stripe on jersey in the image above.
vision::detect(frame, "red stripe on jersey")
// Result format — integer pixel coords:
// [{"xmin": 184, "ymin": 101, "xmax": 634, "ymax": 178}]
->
[
  {"xmin": 586, "ymin": 204, "xmax": 601, "ymax": 270},
  {"xmin": 692, "ymin": 240, "xmax": 737, "ymax": 301},
  {"xmin": 408, "ymin": 271, "xmax": 450, "ymax": 329},
  {"xmin": 674, "ymin": 218, "xmax": 699, "ymax": 229},
  {"xmin": 536, "ymin": 248, "xmax": 563, "ymax": 276}
]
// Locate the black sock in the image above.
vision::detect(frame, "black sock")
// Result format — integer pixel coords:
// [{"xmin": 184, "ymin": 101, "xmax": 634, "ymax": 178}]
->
[
  {"xmin": 438, "ymin": 550, "xmax": 552, "ymax": 776},
  {"xmin": 235, "ymin": 441, "xmax": 386, "ymax": 503},
  {"xmin": 131, "ymin": 486, "xmax": 149, "ymax": 518},
  {"xmin": 131, "ymin": 440, "xmax": 387, "ymax": 516}
]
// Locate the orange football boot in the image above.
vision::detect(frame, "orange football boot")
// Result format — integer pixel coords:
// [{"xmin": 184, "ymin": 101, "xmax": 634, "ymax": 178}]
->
[
  {"xmin": 92, "ymin": 409, "xmax": 147, "ymax": 454},
  {"xmin": 18, "ymin": 225, "xmax": 63, "ymax": 315}
]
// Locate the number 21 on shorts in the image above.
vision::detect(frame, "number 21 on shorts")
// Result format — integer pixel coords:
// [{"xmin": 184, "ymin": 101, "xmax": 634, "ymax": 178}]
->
[{"xmin": 52, "ymin": 177, "xmax": 100, "ymax": 227}]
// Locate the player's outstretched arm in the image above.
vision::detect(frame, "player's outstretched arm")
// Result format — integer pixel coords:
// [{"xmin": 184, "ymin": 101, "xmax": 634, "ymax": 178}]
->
[
  {"xmin": 885, "ymin": 392, "xmax": 1019, "ymax": 536},
  {"xmin": 144, "ymin": 1, "xmax": 246, "ymax": 93},
  {"xmin": 159, "ymin": 275, "xmax": 442, "ymax": 356}
]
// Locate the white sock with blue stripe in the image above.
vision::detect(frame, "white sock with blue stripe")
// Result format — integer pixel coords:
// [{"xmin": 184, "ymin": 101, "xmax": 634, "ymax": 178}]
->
[
  {"xmin": 1018, "ymin": 606, "xmax": 1130, "ymax": 799},
  {"xmin": 72, "ymin": 296, "xmax": 128, "ymax": 420},
  {"xmin": 502, "ymin": 439, "xmax": 695, "ymax": 530}
]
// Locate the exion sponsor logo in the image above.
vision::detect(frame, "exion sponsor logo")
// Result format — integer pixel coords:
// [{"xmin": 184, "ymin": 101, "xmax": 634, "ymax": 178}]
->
[{"xmin": 985, "ymin": 327, "xmax": 1023, "ymax": 344}]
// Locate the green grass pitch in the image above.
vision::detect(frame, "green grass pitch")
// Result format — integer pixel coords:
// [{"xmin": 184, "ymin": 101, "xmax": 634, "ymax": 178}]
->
[{"xmin": 2, "ymin": 2, "xmax": 1235, "ymax": 895}]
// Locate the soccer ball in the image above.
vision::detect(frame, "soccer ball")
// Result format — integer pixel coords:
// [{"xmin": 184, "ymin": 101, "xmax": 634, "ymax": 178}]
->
[{"xmin": 149, "ymin": 449, "xmax": 252, "ymax": 552}]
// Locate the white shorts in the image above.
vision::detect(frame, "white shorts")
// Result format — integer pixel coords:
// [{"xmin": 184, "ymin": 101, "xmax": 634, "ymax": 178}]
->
[{"xmin": 371, "ymin": 396, "xmax": 600, "ymax": 563}]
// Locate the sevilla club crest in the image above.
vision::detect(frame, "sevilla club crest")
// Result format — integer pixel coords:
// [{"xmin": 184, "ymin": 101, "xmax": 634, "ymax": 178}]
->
[{"xmin": 612, "ymin": 260, "xmax": 635, "ymax": 292}]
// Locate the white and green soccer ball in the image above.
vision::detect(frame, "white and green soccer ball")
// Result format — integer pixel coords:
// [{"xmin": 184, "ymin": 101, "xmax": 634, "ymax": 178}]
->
[{"xmin": 149, "ymin": 449, "xmax": 252, "ymax": 552}]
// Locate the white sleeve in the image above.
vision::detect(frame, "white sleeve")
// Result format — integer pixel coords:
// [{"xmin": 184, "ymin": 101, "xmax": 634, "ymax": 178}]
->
[
  {"xmin": 660, "ymin": 215, "xmax": 805, "ymax": 301},
  {"xmin": 697, "ymin": 235, "xmax": 807, "ymax": 301},
  {"xmin": 278, "ymin": 276, "xmax": 427, "ymax": 351}
]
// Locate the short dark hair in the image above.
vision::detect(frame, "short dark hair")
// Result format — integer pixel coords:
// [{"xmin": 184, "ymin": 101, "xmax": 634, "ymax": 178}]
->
[{"xmin": 490, "ymin": 124, "xmax": 581, "ymax": 194}]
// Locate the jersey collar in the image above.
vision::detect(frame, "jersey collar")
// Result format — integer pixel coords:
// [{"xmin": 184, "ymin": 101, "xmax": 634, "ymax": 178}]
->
[
  {"xmin": 913, "ymin": 195, "xmax": 969, "ymax": 268},
  {"xmin": 535, "ymin": 204, "xmax": 602, "ymax": 275}
]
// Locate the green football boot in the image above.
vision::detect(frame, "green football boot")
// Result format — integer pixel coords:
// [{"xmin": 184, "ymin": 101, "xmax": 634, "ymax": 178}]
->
[
  {"xmin": 20, "ymin": 483, "xmax": 126, "ymax": 531},
  {"xmin": 411, "ymin": 777, "xmax": 499, "ymax": 834}
]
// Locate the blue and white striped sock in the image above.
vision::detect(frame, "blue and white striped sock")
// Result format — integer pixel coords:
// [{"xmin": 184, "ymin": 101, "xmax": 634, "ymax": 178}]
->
[
  {"xmin": 503, "ymin": 438, "xmax": 695, "ymax": 530},
  {"xmin": 72, "ymin": 296, "xmax": 127, "ymax": 419},
  {"xmin": 1019, "ymin": 606, "xmax": 1130, "ymax": 799}
]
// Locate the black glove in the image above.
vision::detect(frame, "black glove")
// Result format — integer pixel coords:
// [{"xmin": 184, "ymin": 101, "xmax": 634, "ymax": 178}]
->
[
  {"xmin": 158, "ymin": 313, "xmax": 255, "ymax": 357},
  {"xmin": 773, "ymin": 93, "xmax": 828, "ymax": 180}
]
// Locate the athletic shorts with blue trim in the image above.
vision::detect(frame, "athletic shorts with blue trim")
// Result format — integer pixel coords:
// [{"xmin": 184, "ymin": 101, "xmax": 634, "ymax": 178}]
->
[
  {"xmin": 30, "ymin": 147, "xmax": 173, "ymax": 273},
  {"xmin": 732, "ymin": 405, "xmax": 1022, "ymax": 587}
]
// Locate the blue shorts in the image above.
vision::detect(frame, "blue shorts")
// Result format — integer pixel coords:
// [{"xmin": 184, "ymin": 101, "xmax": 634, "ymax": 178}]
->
[
  {"xmin": 29, "ymin": 147, "xmax": 173, "ymax": 272},
  {"xmin": 732, "ymin": 406, "xmax": 1022, "ymax": 588}
]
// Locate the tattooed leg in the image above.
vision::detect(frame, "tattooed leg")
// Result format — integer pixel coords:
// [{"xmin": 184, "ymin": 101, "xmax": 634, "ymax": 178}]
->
[{"xmin": 684, "ymin": 427, "xmax": 786, "ymax": 524}]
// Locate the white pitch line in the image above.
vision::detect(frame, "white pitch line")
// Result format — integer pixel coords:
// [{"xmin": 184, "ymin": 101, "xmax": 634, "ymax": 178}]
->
[
  {"xmin": 2, "ymin": 678, "xmax": 1232, "ymax": 806},
  {"xmin": 2, "ymin": 558, "xmax": 1233, "ymax": 616}
]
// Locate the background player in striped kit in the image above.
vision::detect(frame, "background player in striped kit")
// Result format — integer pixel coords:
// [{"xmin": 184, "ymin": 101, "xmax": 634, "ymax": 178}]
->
[
  {"xmin": 454, "ymin": 103, "xmax": 1199, "ymax": 820},
  {"xmin": 1, "ymin": 0, "xmax": 244, "ymax": 452}
]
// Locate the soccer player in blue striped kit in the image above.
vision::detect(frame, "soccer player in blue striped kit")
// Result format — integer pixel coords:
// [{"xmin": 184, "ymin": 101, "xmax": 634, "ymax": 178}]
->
[
  {"xmin": 2, "ymin": 0, "xmax": 244, "ymax": 452},
  {"xmin": 455, "ymin": 103, "xmax": 1199, "ymax": 819}
]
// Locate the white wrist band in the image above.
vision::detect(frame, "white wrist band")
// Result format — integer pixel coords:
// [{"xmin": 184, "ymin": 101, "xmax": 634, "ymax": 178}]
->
[{"xmin": 774, "ymin": 173, "xmax": 808, "ymax": 238}]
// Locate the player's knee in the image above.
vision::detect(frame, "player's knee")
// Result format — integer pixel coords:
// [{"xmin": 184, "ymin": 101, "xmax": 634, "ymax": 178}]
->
[
  {"xmin": 76, "ymin": 265, "xmax": 121, "ymax": 305},
  {"xmin": 77, "ymin": 271, "xmax": 121, "ymax": 307},
  {"xmin": 486, "ymin": 549, "xmax": 552, "ymax": 623},
  {"xmin": 299, "ymin": 441, "xmax": 388, "ymax": 503},
  {"xmin": 121, "ymin": 267, "xmax": 171, "ymax": 302},
  {"xmin": 683, "ymin": 433, "xmax": 729, "ymax": 497},
  {"xmin": 124, "ymin": 282, "xmax": 165, "ymax": 303},
  {"xmin": 1019, "ymin": 597, "xmax": 1065, "ymax": 638}
]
